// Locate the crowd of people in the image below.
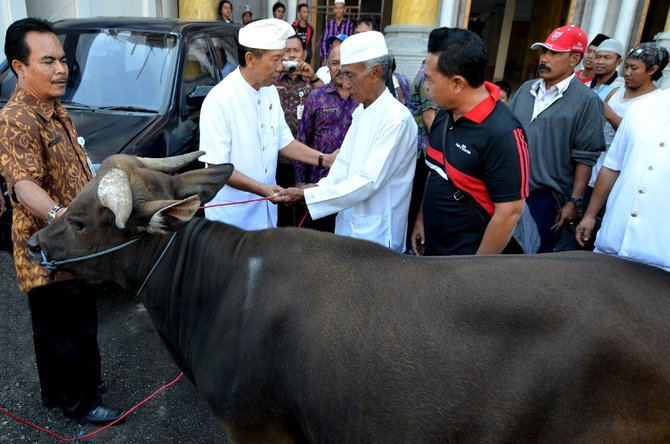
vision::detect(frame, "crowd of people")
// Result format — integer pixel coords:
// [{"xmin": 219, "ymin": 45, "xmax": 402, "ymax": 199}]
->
[{"xmin": 0, "ymin": 7, "xmax": 669, "ymax": 430}]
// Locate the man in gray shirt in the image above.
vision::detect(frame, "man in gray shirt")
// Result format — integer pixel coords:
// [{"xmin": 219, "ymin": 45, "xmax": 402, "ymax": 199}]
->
[{"xmin": 507, "ymin": 25, "xmax": 604, "ymax": 252}]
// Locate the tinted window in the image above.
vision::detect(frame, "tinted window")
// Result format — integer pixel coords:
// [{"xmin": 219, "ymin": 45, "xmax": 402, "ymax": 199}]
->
[{"xmin": 65, "ymin": 30, "xmax": 178, "ymax": 112}]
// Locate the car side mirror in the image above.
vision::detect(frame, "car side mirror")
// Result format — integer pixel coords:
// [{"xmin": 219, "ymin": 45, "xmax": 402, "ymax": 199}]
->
[{"xmin": 186, "ymin": 85, "xmax": 213, "ymax": 108}]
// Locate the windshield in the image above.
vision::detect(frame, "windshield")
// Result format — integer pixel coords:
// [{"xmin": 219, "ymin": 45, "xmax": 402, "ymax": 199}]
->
[{"xmin": 0, "ymin": 29, "xmax": 178, "ymax": 113}]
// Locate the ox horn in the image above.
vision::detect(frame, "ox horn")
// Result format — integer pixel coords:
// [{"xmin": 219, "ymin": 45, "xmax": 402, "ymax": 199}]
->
[
  {"xmin": 135, "ymin": 151, "xmax": 204, "ymax": 173},
  {"xmin": 98, "ymin": 168, "xmax": 133, "ymax": 229}
]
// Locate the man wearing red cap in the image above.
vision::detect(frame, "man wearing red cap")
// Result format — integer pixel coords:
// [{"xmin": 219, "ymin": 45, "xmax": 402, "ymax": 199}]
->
[{"xmin": 507, "ymin": 25, "xmax": 604, "ymax": 253}]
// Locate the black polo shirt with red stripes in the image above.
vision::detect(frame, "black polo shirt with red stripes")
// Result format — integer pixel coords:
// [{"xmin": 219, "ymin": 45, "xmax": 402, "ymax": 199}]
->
[{"xmin": 423, "ymin": 82, "xmax": 529, "ymax": 255}]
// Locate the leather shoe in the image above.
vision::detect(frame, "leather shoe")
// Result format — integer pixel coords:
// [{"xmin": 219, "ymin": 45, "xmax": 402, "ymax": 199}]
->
[
  {"xmin": 97, "ymin": 379, "xmax": 108, "ymax": 395},
  {"xmin": 42, "ymin": 380, "xmax": 107, "ymax": 409},
  {"xmin": 78, "ymin": 404, "xmax": 126, "ymax": 426}
]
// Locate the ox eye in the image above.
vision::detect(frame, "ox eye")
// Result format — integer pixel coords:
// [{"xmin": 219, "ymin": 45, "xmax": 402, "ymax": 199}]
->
[{"xmin": 69, "ymin": 218, "xmax": 85, "ymax": 232}]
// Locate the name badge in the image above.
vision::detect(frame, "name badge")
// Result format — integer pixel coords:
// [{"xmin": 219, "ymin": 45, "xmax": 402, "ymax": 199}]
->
[
  {"xmin": 323, "ymin": 108, "xmax": 338, "ymax": 114},
  {"xmin": 297, "ymin": 104, "xmax": 304, "ymax": 120}
]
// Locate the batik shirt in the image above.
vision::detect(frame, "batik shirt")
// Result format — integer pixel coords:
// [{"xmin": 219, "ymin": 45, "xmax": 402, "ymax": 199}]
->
[
  {"xmin": 320, "ymin": 17, "xmax": 354, "ymax": 60},
  {"xmin": 296, "ymin": 81, "xmax": 357, "ymax": 183},
  {"xmin": 409, "ymin": 63, "xmax": 435, "ymax": 156},
  {"xmin": 276, "ymin": 72, "xmax": 313, "ymax": 167},
  {"xmin": 0, "ymin": 87, "xmax": 93, "ymax": 293}
]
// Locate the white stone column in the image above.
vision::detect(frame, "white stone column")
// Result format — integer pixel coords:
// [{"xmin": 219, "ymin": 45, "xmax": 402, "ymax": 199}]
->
[
  {"xmin": 493, "ymin": 0, "xmax": 515, "ymax": 81},
  {"xmin": 585, "ymin": 0, "xmax": 608, "ymax": 37},
  {"xmin": 613, "ymin": 0, "xmax": 639, "ymax": 49},
  {"xmin": 438, "ymin": 0, "xmax": 459, "ymax": 27},
  {"xmin": 285, "ymin": 0, "xmax": 296, "ymax": 23},
  {"xmin": 0, "ymin": 0, "xmax": 28, "ymax": 55},
  {"xmin": 654, "ymin": 6, "xmax": 670, "ymax": 89},
  {"xmin": 385, "ymin": 0, "xmax": 439, "ymax": 81}
]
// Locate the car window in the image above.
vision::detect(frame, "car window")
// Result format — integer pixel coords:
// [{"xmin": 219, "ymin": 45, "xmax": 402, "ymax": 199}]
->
[
  {"xmin": 210, "ymin": 34, "xmax": 239, "ymax": 80},
  {"xmin": 181, "ymin": 35, "xmax": 218, "ymax": 108},
  {"xmin": 0, "ymin": 62, "xmax": 17, "ymax": 103},
  {"xmin": 64, "ymin": 30, "xmax": 178, "ymax": 112}
]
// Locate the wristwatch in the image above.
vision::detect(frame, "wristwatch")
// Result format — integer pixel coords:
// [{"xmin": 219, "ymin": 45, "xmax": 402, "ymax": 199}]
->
[
  {"xmin": 46, "ymin": 204, "xmax": 63, "ymax": 224},
  {"xmin": 569, "ymin": 196, "xmax": 584, "ymax": 208}
]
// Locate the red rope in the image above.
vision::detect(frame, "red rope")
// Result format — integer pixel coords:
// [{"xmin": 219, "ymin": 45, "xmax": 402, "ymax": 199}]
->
[
  {"xmin": 199, "ymin": 196, "xmax": 273, "ymax": 209},
  {"xmin": 0, "ymin": 371, "xmax": 184, "ymax": 442},
  {"xmin": 199, "ymin": 196, "xmax": 311, "ymax": 228},
  {"xmin": 1, "ymin": 197, "xmax": 308, "ymax": 441}
]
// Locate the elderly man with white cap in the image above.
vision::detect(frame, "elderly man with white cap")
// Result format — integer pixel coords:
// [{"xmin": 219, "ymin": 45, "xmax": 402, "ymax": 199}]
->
[
  {"xmin": 199, "ymin": 19, "xmax": 337, "ymax": 230},
  {"xmin": 280, "ymin": 31, "xmax": 418, "ymax": 252}
]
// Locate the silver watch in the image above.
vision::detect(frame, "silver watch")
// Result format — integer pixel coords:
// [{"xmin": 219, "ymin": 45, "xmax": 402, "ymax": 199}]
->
[{"xmin": 47, "ymin": 205, "xmax": 63, "ymax": 224}]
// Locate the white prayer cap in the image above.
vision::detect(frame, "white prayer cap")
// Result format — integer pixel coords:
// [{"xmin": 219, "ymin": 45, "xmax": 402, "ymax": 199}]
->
[
  {"xmin": 340, "ymin": 31, "xmax": 388, "ymax": 65},
  {"xmin": 239, "ymin": 18, "xmax": 295, "ymax": 50},
  {"xmin": 334, "ymin": 0, "xmax": 345, "ymax": 4}
]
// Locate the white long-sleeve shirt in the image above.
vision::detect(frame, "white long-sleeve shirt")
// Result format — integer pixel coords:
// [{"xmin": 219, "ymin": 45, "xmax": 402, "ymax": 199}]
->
[
  {"xmin": 200, "ymin": 67, "xmax": 294, "ymax": 230},
  {"xmin": 595, "ymin": 88, "xmax": 670, "ymax": 271},
  {"xmin": 304, "ymin": 89, "xmax": 417, "ymax": 252}
]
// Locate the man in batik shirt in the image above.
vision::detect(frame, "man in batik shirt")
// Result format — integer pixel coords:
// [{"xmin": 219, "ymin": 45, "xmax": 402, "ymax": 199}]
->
[
  {"xmin": 275, "ymin": 34, "xmax": 322, "ymax": 226},
  {"xmin": 295, "ymin": 40, "xmax": 356, "ymax": 232}
]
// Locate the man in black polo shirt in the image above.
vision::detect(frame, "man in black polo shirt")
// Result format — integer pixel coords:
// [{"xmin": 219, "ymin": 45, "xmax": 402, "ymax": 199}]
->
[{"xmin": 411, "ymin": 27, "xmax": 530, "ymax": 256}]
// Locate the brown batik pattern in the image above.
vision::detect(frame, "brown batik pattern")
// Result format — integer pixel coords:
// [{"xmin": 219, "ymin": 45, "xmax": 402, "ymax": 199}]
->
[{"xmin": 0, "ymin": 88, "xmax": 93, "ymax": 293}]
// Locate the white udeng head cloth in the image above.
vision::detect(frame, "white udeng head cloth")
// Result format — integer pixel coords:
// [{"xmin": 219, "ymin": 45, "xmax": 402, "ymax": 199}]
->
[
  {"xmin": 340, "ymin": 31, "xmax": 388, "ymax": 65},
  {"xmin": 239, "ymin": 18, "xmax": 295, "ymax": 50}
]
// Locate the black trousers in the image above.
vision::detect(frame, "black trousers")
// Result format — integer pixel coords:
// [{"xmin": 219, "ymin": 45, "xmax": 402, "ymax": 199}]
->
[{"xmin": 27, "ymin": 279, "xmax": 101, "ymax": 416}]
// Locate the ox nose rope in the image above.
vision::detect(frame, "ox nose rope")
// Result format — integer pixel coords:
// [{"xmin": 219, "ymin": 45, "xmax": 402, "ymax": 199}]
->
[
  {"xmin": 39, "ymin": 237, "xmax": 142, "ymax": 271},
  {"xmin": 3, "ymin": 196, "xmax": 287, "ymax": 441}
]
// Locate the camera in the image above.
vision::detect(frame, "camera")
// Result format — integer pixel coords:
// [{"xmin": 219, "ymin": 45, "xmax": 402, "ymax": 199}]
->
[{"xmin": 282, "ymin": 60, "xmax": 299, "ymax": 73}]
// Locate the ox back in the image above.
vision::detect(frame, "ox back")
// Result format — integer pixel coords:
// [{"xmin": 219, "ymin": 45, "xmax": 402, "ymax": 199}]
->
[{"xmin": 135, "ymin": 217, "xmax": 670, "ymax": 443}]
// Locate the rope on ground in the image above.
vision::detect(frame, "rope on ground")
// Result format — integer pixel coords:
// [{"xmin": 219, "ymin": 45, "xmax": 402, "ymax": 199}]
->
[{"xmin": 0, "ymin": 371, "xmax": 184, "ymax": 442}]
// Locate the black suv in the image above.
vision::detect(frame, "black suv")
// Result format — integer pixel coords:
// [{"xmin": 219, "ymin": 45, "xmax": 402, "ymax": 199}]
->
[{"xmin": 0, "ymin": 17, "xmax": 241, "ymax": 250}]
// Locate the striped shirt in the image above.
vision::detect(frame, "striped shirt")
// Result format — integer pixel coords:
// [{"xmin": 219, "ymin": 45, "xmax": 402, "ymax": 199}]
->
[{"xmin": 320, "ymin": 17, "xmax": 354, "ymax": 61}]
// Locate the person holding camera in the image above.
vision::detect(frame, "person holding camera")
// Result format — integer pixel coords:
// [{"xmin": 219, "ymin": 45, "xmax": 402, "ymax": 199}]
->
[
  {"xmin": 274, "ymin": 35, "xmax": 322, "ymax": 226},
  {"xmin": 200, "ymin": 19, "xmax": 335, "ymax": 231}
]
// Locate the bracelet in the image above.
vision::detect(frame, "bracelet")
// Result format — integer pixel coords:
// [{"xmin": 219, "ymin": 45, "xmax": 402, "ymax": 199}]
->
[
  {"xmin": 310, "ymin": 77, "xmax": 320, "ymax": 84},
  {"xmin": 318, "ymin": 154, "xmax": 324, "ymax": 168}
]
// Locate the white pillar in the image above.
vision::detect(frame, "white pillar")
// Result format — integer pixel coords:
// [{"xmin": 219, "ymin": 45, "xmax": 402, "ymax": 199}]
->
[
  {"xmin": 266, "ymin": 0, "xmax": 274, "ymax": 18},
  {"xmin": 586, "ymin": 0, "xmax": 608, "ymax": 37},
  {"xmin": 493, "ymin": 0, "xmax": 515, "ymax": 81},
  {"xmin": 285, "ymin": 0, "xmax": 296, "ymax": 23},
  {"xmin": 613, "ymin": 0, "xmax": 638, "ymax": 49},
  {"xmin": 438, "ymin": 0, "xmax": 458, "ymax": 27},
  {"xmin": 0, "ymin": 0, "xmax": 28, "ymax": 56}
]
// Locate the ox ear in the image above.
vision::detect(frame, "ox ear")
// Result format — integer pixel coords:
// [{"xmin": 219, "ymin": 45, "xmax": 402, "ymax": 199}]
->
[
  {"xmin": 134, "ymin": 195, "xmax": 202, "ymax": 234},
  {"xmin": 174, "ymin": 163, "xmax": 234, "ymax": 203}
]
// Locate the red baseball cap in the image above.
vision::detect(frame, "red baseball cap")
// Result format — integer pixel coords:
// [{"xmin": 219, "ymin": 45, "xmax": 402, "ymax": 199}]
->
[{"xmin": 530, "ymin": 26, "xmax": 587, "ymax": 53}]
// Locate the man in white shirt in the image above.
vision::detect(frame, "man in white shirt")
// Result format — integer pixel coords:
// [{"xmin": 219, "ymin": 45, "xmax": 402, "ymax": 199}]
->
[
  {"xmin": 280, "ymin": 31, "xmax": 417, "ymax": 252},
  {"xmin": 576, "ymin": 88, "xmax": 670, "ymax": 272},
  {"xmin": 199, "ymin": 19, "xmax": 336, "ymax": 230}
]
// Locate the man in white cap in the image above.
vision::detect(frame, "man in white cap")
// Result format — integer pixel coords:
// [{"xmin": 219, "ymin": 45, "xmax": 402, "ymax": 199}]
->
[
  {"xmin": 280, "ymin": 31, "xmax": 418, "ymax": 252},
  {"xmin": 199, "ymin": 18, "xmax": 337, "ymax": 230},
  {"xmin": 591, "ymin": 38, "xmax": 625, "ymax": 100},
  {"xmin": 507, "ymin": 25, "xmax": 604, "ymax": 253}
]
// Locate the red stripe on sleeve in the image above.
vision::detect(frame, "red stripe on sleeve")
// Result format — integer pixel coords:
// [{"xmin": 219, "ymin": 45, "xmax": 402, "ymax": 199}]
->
[{"xmin": 513, "ymin": 128, "xmax": 530, "ymax": 198}]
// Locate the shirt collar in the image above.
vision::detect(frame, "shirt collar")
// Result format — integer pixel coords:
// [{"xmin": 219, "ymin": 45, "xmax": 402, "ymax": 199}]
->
[
  {"xmin": 533, "ymin": 73, "xmax": 575, "ymax": 96},
  {"xmin": 462, "ymin": 81, "xmax": 500, "ymax": 124},
  {"xmin": 15, "ymin": 86, "xmax": 61, "ymax": 121}
]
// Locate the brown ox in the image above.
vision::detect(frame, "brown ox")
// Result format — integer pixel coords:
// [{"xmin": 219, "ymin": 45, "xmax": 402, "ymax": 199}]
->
[{"xmin": 28, "ymin": 152, "xmax": 670, "ymax": 443}]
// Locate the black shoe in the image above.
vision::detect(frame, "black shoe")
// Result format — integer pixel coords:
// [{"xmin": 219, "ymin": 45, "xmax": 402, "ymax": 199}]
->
[
  {"xmin": 41, "ymin": 395, "xmax": 59, "ymax": 409},
  {"xmin": 78, "ymin": 404, "xmax": 126, "ymax": 426},
  {"xmin": 97, "ymin": 380, "xmax": 108, "ymax": 395}
]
